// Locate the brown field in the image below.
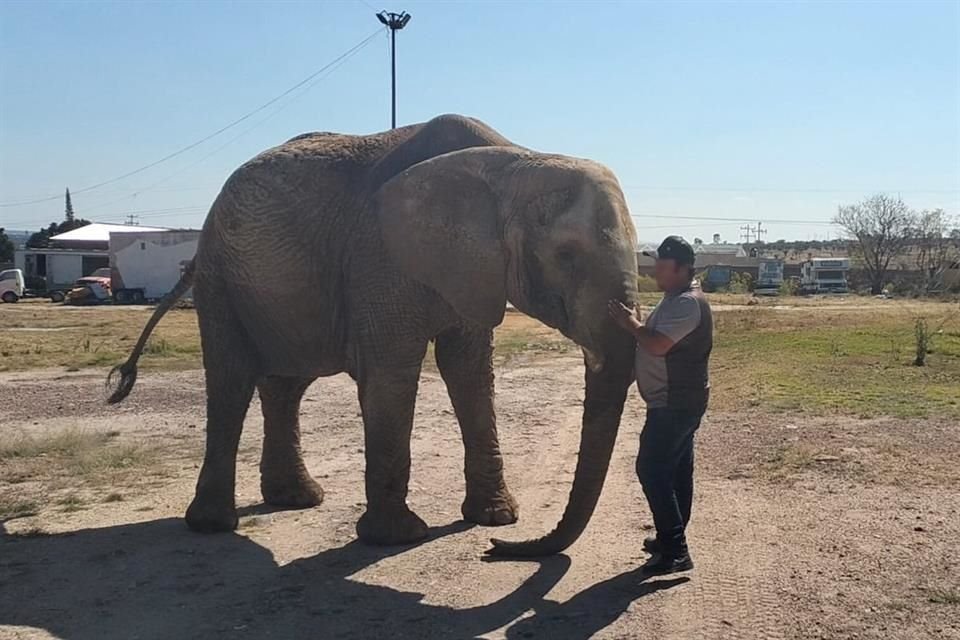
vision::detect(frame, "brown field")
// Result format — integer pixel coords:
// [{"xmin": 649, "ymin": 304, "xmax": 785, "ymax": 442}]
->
[{"xmin": 1, "ymin": 296, "xmax": 958, "ymax": 639}]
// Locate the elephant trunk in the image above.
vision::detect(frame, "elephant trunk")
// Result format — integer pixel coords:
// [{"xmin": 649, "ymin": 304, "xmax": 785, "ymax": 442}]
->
[{"xmin": 487, "ymin": 331, "xmax": 634, "ymax": 557}]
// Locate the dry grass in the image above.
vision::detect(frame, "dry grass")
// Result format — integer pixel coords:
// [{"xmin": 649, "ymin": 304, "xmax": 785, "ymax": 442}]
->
[
  {"xmin": 0, "ymin": 428, "xmax": 160, "ymax": 520},
  {"xmin": 0, "ymin": 302, "xmax": 199, "ymax": 372},
  {"xmin": 0, "ymin": 495, "xmax": 39, "ymax": 519},
  {"xmin": 927, "ymin": 588, "xmax": 960, "ymax": 605},
  {"xmin": 0, "ymin": 428, "xmax": 149, "ymax": 477}
]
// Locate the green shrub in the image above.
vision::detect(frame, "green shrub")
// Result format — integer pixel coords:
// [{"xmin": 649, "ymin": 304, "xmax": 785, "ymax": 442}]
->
[
  {"xmin": 728, "ymin": 272, "xmax": 754, "ymax": 294},
  {"xmin": 779, "ymin": 278, "xmax": 799, "ymax": 296}
]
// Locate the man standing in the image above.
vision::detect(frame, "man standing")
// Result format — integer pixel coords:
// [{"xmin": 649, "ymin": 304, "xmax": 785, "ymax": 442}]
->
[{"xmin": 608, "ymin": 235, "xmax": 713, "ymax": 576}]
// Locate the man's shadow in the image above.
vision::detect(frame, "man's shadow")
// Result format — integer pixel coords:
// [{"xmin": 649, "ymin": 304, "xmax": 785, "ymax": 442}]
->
[
  {"xmin": 504, "ymin": 567, "xmax": 688, "ymax": 640},
  {"xmin": 0, "ymin": 515, "xmax": 683, "ymax": 639}
]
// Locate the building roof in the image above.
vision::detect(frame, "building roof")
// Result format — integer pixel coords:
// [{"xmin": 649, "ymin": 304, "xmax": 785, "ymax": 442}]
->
[
  {"xmin": 695, "ymin": 254, "xmax": 758, "ymax": 268},
  {"xmin": 694, "ymin": 243, "xmax": 747, "ymax": 257},
  {"xmin": 49, "ymin": 222, "xmax": 169, "ymax": 243}
]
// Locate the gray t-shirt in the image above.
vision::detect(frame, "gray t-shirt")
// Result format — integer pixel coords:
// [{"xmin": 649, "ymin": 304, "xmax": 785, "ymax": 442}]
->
[{"xmin": 635, "ymin": 285, "xmax": 713, "ymax": 411}]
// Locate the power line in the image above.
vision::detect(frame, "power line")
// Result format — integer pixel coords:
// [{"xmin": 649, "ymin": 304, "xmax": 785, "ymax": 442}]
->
[
  {"xmin": 634, "ymin": 221, "xmax": 745, "ymax": 231},
  {"xmin": 80, "ymin": 33, "xmax": 380, "ymax": 214},
  {"xmin": 0, "ymin": 28, "xmax": 384, "ymax": 208}
]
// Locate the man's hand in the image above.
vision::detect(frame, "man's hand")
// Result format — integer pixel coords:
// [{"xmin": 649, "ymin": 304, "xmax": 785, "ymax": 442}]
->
[{"xmin": 607, "ymin": 300, "xmax": 642, "ymax": 335}]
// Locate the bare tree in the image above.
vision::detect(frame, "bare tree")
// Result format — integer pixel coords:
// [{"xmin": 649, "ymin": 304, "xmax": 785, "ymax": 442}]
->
[
  {"xmin": 913, "ymin": 209, "xmax": 960, "ymax": 292},
  {"xmin": 833, "ymin": 194, "xmax": 915, "ymax": 294}
]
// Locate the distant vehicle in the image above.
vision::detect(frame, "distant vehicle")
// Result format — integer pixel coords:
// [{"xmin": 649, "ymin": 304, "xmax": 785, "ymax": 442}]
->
[
  {"xmin": 700, "ymin": 265, "xmax": 732, "ymax": 293},
  {"xmin": 799, "ymin": 258, "xmax": 850, "ymax": 295},
  {"xmin": 64, "ymin": 268, "xmax": 113, "ymax": 305},
  {"xmin": 0, "ymin": 268, "xmax": 25, "ymax": 303},
  {"xmin": 754, "ymin": 258, "xmax": 784, "ymax": 296}
]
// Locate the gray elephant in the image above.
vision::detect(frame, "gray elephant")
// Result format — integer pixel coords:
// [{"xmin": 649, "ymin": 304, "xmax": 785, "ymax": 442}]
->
[{"xmin": 108, "ymin": 114, "xmax": 639, "ymax": 556}]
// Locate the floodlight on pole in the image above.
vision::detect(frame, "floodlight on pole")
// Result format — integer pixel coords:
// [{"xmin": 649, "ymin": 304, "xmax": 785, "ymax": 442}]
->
[{"xmin": 376, "ymin": 10, "xmax": 412, "ymax": 129}]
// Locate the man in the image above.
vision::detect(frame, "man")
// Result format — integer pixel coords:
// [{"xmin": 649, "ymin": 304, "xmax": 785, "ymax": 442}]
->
[{"xmin": 608, "ymin": 235, "xmax": 713, "ymax": 576}]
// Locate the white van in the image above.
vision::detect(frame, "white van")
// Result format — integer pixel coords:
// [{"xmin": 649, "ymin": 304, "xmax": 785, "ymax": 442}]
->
[{"xmin": 0, "ymin": 268, "xmax": 25, "ymax": 303}]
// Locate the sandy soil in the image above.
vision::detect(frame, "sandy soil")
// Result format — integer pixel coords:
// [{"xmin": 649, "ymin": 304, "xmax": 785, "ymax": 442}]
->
[{"xmin": 1, "ymin": 356, "xmax": 958, "ymax": 639}]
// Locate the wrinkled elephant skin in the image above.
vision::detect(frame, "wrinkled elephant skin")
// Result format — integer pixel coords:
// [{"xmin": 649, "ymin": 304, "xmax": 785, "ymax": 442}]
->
[{"xmin": 109, "ymin": 114, "xmax": 639, "ymax": 554}]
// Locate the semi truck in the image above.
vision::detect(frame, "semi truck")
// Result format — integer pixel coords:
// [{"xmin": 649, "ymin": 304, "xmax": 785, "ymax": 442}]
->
[
  {"xmin": 754, "ymin": 258, "xmax": 785, "ymax": 296},
  {"xmin": 799, "ymin": 258, "xmax": 850, "ymax": 295}
]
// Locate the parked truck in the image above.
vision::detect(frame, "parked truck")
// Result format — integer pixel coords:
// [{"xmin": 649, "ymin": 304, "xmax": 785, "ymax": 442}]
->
[
  {"xmin": 754, "ymin": 258, "xmax": 785, "ymax": 296},
  {"xmin": 799, "ymin": 258, "xmax": 850, "ymax": 295},
  {"xmin": 700, "ymin": 265, "xmax": 732, "ymax": 293},
  {"xmin": 0, "ymin": 268, "xmax": 25, "ymax": 303}
]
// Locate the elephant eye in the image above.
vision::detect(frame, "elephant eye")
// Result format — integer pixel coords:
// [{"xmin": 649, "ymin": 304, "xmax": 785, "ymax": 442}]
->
[{"xmin": 556, "ymin": 248, "xmax": 576, "ymax": 267}]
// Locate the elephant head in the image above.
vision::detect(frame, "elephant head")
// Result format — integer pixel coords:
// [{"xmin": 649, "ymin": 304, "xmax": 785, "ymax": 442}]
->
[{"xmin": 374, "ymin": 146, "xmax": 639, "ymax": 556}]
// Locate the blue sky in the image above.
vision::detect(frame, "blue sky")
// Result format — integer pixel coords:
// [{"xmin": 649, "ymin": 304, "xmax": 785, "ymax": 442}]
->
[{"xmin": 1, "ymin": 0, "xmax": 958, "ymax": 243}]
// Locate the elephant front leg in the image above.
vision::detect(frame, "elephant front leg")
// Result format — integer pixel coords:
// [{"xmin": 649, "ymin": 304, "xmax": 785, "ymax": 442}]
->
[
  {"xmin": 259, "ymin": 376, "xmax": 324, "ymax": 508},
  {"xmin": 356, "ymin": 359, "xmax": 429, "ymax": 545},
  {"xmin": 436, "ymin": 327, "xmax": 519, "ymax": 526}
]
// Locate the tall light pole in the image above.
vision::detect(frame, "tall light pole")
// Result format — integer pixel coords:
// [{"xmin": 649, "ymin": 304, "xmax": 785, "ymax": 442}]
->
[{"xmin": 376, "ymin": 10, "xmax": 411, "ymax": 129}]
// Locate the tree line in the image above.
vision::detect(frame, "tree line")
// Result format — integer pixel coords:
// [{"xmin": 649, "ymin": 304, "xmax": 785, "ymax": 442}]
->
[{"xmin": 833, "ymin": 194, "xmax": 960, "ymax": 295}]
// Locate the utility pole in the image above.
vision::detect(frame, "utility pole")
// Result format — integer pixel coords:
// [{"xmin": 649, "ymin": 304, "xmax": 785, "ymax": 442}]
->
[
  {"xmin": 125, "ymin": 214, "xmax": 139, "ymax": 226},
  {"xmin": 376, "ymin": 10, "xmax": 412, "ymax": 129},
  {"xmin": 740, "ymin": 224, "xmax": 755, "ymax": 244},
  {"xmin": 755, "ymin": 220, "xmax": 767, "ymax": 243}
]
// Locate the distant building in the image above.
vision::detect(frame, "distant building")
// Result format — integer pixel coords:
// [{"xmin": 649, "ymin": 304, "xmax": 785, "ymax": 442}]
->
[
  {"xmin": 15, "ymin": 222, "xmax": 169, "ymax": 290},
  {"xmin": 694, "ymin": 243, "xmax": 748, "ymax": 258}
]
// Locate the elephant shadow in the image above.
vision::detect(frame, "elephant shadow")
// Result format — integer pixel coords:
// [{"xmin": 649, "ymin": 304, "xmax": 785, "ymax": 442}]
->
[{"xmin": 0, "ymin": 517, "xmax": 682, "ymax": 639}]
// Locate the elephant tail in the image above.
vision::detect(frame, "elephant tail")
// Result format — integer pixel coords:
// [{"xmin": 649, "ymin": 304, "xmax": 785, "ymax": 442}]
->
[{"xmin": 106, "ymin": 260, "xmax": 196, "ymax": 404}]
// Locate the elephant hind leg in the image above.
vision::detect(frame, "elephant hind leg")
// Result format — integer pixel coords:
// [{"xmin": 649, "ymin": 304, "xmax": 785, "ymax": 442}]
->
[
  {"xmin": 186, "ymin": 292, "xmax": 258, "ymax": 533},
  {"xmin": 259, "ymin": 376, "xmax": 324, "ymax": 508}
]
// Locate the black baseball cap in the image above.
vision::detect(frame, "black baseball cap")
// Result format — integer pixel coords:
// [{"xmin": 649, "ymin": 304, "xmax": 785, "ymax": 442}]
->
[{"xmin": 643, "ymin": 235, "xmax": 696, "ymax": 266}]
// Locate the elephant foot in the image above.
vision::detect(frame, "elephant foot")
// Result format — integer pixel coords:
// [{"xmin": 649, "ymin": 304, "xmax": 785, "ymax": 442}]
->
[
  {"xmin": 356, "ymin": 505, "xmax": 428, "ymax": 545},
  {"xmin": 261, "ymin": 474, "xmax": 325, "ymax": 509},
  {"xmin": 185, "ymin": 496, "xmax": 238, "ymax": 533},
  {"xmin": 462, "ymin": 487, "xmax": 520, "ymax": 526}
]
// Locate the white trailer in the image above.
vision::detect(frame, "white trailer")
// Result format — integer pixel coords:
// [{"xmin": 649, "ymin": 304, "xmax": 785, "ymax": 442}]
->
[
  {"xmin": 109, "ymin": 230, "xmax": 199, "ymax": 302},
  {"xmin": 800, "ymin": 258, "xmax": 850, "ymax": 294}
]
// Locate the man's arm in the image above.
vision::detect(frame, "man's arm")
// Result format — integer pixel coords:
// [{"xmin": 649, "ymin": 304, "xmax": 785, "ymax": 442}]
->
[{"xmin": 607, "ymin": 299, "xmax": 700, "ymax": 357}]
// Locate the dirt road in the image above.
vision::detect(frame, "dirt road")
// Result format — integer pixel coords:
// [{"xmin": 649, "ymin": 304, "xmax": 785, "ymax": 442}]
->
[{"xmin": 1, "ymin": 357, "xmax": 958, "ymax": 639}]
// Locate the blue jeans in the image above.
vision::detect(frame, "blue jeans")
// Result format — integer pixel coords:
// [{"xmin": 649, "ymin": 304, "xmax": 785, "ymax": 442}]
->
[{"xmin": 636, "ymin": 407, "xmax": 703, "ymax": 555}]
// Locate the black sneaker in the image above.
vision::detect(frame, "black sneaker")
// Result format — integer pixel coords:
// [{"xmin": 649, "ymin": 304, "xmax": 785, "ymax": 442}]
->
[
  {"xmin": 643, "ymin": 536, "xmax": 660, "ymax": 553},
  {"xmin": 641, "ymin": 551, "xmax": 694, "ymax": 576}
]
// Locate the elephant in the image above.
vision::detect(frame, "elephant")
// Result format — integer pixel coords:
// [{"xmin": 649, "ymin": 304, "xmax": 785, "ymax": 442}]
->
[{"xmin": 107, "ymin": 114, "xmax": 639, "ymax": 557}]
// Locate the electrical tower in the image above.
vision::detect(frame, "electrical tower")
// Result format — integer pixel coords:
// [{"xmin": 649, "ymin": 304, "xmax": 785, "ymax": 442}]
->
[
  {"xmin": 376, "ymin": 10, "xmax": 412, "ymax": 129},
  {"xmin": 740, "ymin": 221, "xmax": 768, "ymax": 245},
  {"xmin": 755, "ymin": 220, "xmax": 768, "ymax": 243}
]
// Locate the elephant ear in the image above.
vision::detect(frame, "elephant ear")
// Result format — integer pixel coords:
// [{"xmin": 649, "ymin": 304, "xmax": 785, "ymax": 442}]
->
[{"xmin": 374, "ymin": 147, "xmax": 519, "ymax": 328}]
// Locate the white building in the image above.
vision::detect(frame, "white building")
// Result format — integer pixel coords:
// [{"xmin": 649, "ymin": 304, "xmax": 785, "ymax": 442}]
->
[
  {"xmin": 14, "ymin": 222, "xmax": 168, "ymax": 290},
  {"xmin": 694, "ymin": 243, "xmax": 748, "ymax": 257}
]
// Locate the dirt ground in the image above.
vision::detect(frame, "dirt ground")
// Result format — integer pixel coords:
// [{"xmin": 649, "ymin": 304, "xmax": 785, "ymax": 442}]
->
[{"xmin": 1, "ymin": 353, "xmax": 959, "ymax": 639}]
